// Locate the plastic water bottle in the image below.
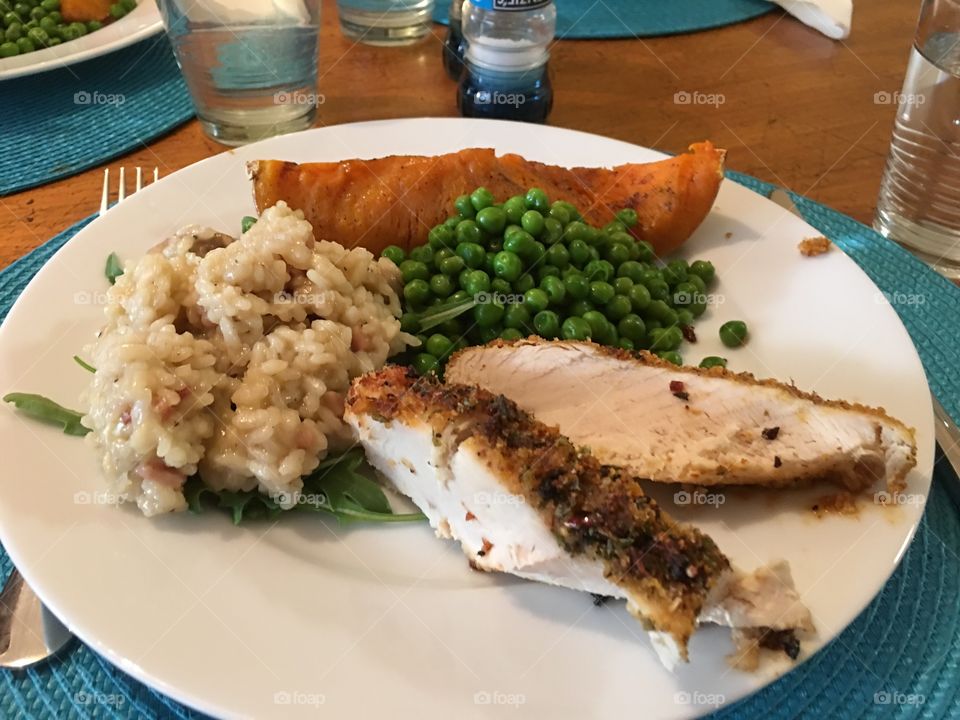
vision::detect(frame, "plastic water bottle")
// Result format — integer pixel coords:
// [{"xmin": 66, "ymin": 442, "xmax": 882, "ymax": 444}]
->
[
  {"xmin": 457, "ymin": 0, "xmax": 555, "ymax": 123},
  {"xmin": 442, "ymin": 0, "xmax": 466, "ymax": 80}
]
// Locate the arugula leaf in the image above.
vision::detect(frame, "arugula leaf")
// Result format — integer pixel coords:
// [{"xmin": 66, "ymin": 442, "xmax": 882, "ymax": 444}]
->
[
  {"xmin": 417, "ymin": 298, "xmax": 477, "ymax": 332},
  {"xmin": 241, "ymin": 216, "xmax": 257, "ymax": 234},
  {"xmin": 3, "ymin": 393, "xmax": 90, "ymax": 436},
  {"xmin": 183, "ymin": 449, "xmax": 425, "ymax": 525},
  {"xmin": 73, "ymin": 355, "xmax": 96, "ymax": 373},
  {"xmin": 104, "ymin": 252, "xmax": 123, "ymax": 284}
]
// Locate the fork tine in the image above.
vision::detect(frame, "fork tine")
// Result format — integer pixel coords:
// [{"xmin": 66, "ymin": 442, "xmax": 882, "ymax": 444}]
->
[
  {"xmin": 99, "ymin": 168, "xmax": 109, "ymax": 216},
  {"xmin": 117, "ymin": 167, "xmax": 126, "ymax": 203},
  {"xmin": 135, "ymin": 167, "xmax": 142, "ymax": 194}
]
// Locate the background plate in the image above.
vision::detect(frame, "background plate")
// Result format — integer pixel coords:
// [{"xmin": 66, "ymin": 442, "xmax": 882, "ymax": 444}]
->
[{"xmin": 0, "ymin": 118, "xmax": 934, "ymax": 719}]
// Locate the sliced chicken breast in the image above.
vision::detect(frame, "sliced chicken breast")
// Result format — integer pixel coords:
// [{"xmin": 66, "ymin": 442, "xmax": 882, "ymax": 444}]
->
[
  {"xmin": 446, "ymin": 339, "xmax": 917, "ymax": 493},
  {"xmin": 345, "ymin": 367, "xmax": 812, "ymax": 669}
]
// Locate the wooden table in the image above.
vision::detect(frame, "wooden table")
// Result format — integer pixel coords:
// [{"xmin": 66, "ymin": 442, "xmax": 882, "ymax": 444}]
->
[{"xmin": 0, "ymin": 0, "xmax": 918, "ymax": 269}]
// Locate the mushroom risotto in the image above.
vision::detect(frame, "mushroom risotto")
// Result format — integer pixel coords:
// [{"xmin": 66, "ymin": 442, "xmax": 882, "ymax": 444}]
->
[{"xmin": 82, "ymin": 202, "xmax": 413, "ymax": 516}]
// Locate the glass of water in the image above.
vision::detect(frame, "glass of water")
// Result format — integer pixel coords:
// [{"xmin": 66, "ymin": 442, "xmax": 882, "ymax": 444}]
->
[
  {"xmin": 874, "ymin": 0, "xmax": 960, "ymax": 279},
  {"xmin": 157, "ymin": 0, "xmax": 322, "ymax": 146},
  {"xmin": 336, "ymin": 0, "xmax": 435, "ymax": 46}
]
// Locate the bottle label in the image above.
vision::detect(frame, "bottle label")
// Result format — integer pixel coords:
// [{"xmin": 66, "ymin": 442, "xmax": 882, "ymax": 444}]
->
[{"xmin": 469, "ymin": 0, "xmax": 551, "ymax": 10}]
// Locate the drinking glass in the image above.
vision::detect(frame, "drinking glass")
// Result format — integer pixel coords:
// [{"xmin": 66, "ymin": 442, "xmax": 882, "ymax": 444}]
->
[
  {"xmin": 336, "ymin": 0, "xmax": 435, "ymax": 46},
  {"xmin": 157, "ymin": 0, "xmax": 322, "ymax": 146},
  {"xmin": 874, "ymin": 0, "xmax": 960, "ymax": 279}
]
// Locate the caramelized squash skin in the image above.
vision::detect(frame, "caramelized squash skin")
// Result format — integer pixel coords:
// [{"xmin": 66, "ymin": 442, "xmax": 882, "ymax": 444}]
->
[{"xmin": 249, "ymin": 142, "xmax": 725, "ymax": 257}]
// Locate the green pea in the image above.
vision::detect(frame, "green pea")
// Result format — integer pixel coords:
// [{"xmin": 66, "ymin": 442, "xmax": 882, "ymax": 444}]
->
[
  {"xmin": 493, "ymin": 251, "xmax": 523, "ymax": 282},
  {"xmin": 533, "ymin": 310, "xmax": 560, "ymax": 338},
  {"xmin": 428, "ymin": 224, "xmax": 454, "ymax": 249},
  {"xmin": 503, "ymin": 196, "xmax": 526, "ymax": 225},
  {"xmin": 593, "ymin": 320, "xmax": 618, "ymax": 346},
  {"xmin": 444, "ymin": 216, "xmax": 461, "ymax": 229},
  {"xmin": 627, "ymin": 283, "xmax": 652, "ymax": 312},
  {"xmin": 561, "ymin": 316, "xmax": 592, "ymax": 341},
  {"xmin": 607, "ymin": 231, "xmax": 634, "ymax": 247},
  {"xmin": 672, "ymin": 282, "xmax": 697, "ymax": 307},
  {"xmin": 545, "ymin": 243, "xmax": 570, "ymax": 269},
  {"xmin": 491, "ymin": 278, "xmax": 512, "ymax": 295},
  {"xmin": 584, "ymin": 260, "xmax": 614, "ymax": 282},
  {"xmin": 568, "ymin": 299, "xmax": 595, "ymax": 317},
  {"xmin": 29, "ymin": 6, "xmax": 44, "ymax": 21},
  {"xmin": 616, "ymin": 208, "xmax": 638, "ymax": 228},
  {"xmin": 454, "ymin": 219, "xmax": 481, "ymax": 245},
  {"xmin": 700, "ymin": 356, "xmax": 728, "ymax": 369},
  {"xmin": 0, "ymin": 38, "xmax": 16, "ymax": 55},
  {"xmin": 409, "ymin": 245, "xmax": 433, "ymax": 266},
  {"xmin": 15, "ymin": 35, "xmax": 31, "ymax": 51},
  {"xmin": 503, "ymin": 230, "xmax": 536, "ymax": 260},
  {"xmin": 645, "ymin": 319, "xmax": 662, "ymax": 332},
  {"xmin": 448, "ymin": 290, "xmax": 471, "ymax": 304},
  {"xmin": 86, "ymin": 19, "xmax": 101, "ymax": 32},
  {"xmin": 676, "ymin": 309, "xmax": 695, "ymax": 327},
  {"xmin": 604, "ymin": 220, "xmax": 627, "ymax": 236},
  {"xmin": 404, "ymin": 279, "xmax": 431, "ymax": 306},
  {"xmin": 536, "ymin": 265, "xmax": 561, "ymax": 282},
  {"xmin": 589, "ymin": 281, "xmax": 615, "ymax": 305},
  {"xmin": 530, "ymin": 240, "xmax": 546, "ymax": 262},
  {"xmin": 540, "ymin": 275, "xmax": 566, "ymax": 305},
  {"xmin": 520, "ymin": 210, "xmax": 545, "ymax": 237},
  {"xmin": 5, "ymin": 21, "xmax": 21, "ymax": 40},
  {"xmin": 525, "ymin": 188, "xmax": 550, "ymax": 213},
  {"xmin": 582, "ymin": 311, "xmax": 608, "ymax": 339},
  {"xmin": 59, "ymin": 25, "xmax": 78, "ymax": 40},
  {"xmin": 476, "ymin": 206, "xmax": 507, "ymax": 235},
  {"xmin": 477, "ymin": 327, "xmax": 502, "ymax": 343},
  {"xmin": 400, "ymin": 313, "xmax": 421, "ymax": 334},
  {"xmin": 617, "ymin": 314, "xmax": 646, "ymax": 342},
  {"xmin": 462, "ymin": 270, "xmax": 491, "ymax": 296},
  {"xmin": 636, "ymin": 240, "xmax": 655, "ymax": 263},
  {"xmin": 3, "ymin": 11, "xmax": 19, "ymax": 26},
  {"xmin": 568, "ymin": 238, "xmax": 591, "ymax": 267},
  {"xmin": 500, "ymin": 328, "xmax": 524, "ymax": 342},
  {"xmin": 424, "ymin": 334, "xmax": 453, "ymax": 359},
  {"xmin": 48, "ymin": 11, "xmax": 62, "ymax": 23},
  {"xmin": 437, "ymin": 255, "xmax": 464, "ymax": 276},
  {"xmin": 555, "ymin": 201, "xmax": 580, "ymax": 221},
  {"xmin": 513, "ymin": 274, "xmax": 535, "ymax": 294},
  {"xmin": 454, "ymin": 194, "xmax": 476, "ymax": 219},
  {"xmin": 484, "ymin": 251, "xmax": 498, "ymax": 276},
  {"xmin": 650, "ymin": 325, "xmax": 683, "ymax": 351},
  {"xmin": 613, "ymin": 277, "xmax": 634, "ymax": 295},
  {"xmin": 503, "ymin": 304, "xmax": 532, "ymax": 331},
  {"xmin": 663, "ymin": 259, "xmax": 689, "ymax": 286},
  {"xmin": 548, "ymin": 203, "xmax": 571, "ymax": 226},
  {"xmin": 382, "ymin": 245, "xmax": 405, "ymax": 265},
  {"xmin": 412, "ymin": 353, "xmax": 439, "ymax": 375},
  {"xmin": 646, "ymin": 279, "xmax": 671, "ymax": 302},
  {"xmin": 657, "ymin": 351, "xmax": 683, "ymax": 366},
  {"xmin": 399, "ymin": 259, "xmax": 430, "ymax": 283},
  {"xmin": 440, "ymin": 319, "xmax": 464, "ymax": 338},
  {"xmin": 563, "ymin": 221, "xmax": 590, "ymax": 244},
  {"xmin": 456, "ymin": 242, "xmax": 486, "ymax": 269},
  {"xmin": 618, "ymin": 338, "xmax": 636, "ymax": 350},
  {"xmin": 564, "ymin": 273, "xmax": 589, "ymax": 300},
  {"xmin": 12, "ymin": 3, "xmax": 28, "ymax": 19},
  {"xmin": 604, "ymin": 295, "xmax": 633, "ymax": 322},
  {"xmin": 542, "ymin": 217, "xmax": 564, "ymax": 244},
  {"xmin": 430, "ymin": 274, "xmax": 454, "ymax": 298},
  {"xmin": 474, "ymin": 300, "xmax": 505, "ymax": 328},
  {"xmin": 689, "ymin": 259, "xmax": 715, "ymax": 286},
  {"xmin": 604, "ymin": 243, "xmax": 631, "ymax": 266},
  {"xmin": 645, "ymin": 299, "xmax": 678, "ymax": 327},
  {"xmin": 719, "ymin": 320, "xmax": 749, "ymax": 348},
  {"xmin": 25, "ymin": 25, "xmax": 45, "ymax": 44},
  {"xmin": 68, "ymin": 20, "xmax": 85, "ymax": 36},
  {"xmin": 470, "ymin": 187, "xmax": 495, "ymax": 212},
  {"xmin": 40, "ymin": 0, "xmax": 59, "ymax": 11},
  {"xmin": 523, "ymin": 288, "xmax": 549, "ymax": 314}
]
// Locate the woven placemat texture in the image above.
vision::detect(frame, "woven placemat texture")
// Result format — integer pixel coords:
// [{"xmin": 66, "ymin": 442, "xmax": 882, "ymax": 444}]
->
[
  {"xmin": 432, "ymin": 0, "xmax": 776, "ymax": 39},
  {"xmin": 0, "ymin": 175, "xmax": 958, "ymax": 717},
  {"xmin": 0, "ymin": 36, "xmax": 194, "ymax": 197}
]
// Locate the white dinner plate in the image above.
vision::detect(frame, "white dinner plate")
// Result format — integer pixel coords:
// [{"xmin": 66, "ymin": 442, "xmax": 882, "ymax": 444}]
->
[
  {"xmin": 0, "ymin": 118, "xmax": 934, "ymax": 719},
  {"xmin": 0, "ymin": 0, "xmax": 162, "ymax": 81}
]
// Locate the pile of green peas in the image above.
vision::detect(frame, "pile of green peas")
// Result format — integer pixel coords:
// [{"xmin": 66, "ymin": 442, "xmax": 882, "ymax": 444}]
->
[
  {"xmin": 0, "ymin": 0, "xmax": 136, "ymax": 57},
  {"xmin": 383, "ymin": 186, "xmax": 743, "ymax": 376}
]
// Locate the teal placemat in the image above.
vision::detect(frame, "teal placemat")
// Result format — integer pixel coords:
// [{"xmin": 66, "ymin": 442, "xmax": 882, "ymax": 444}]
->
[
  {"xmin": 0, "ymin": 177, "xmax": 958, "ymax": 717},
  {"xmin": 433, "ymin": 0, "xmax": 776, "ymax": 39},
  {"xmin": 0, "ymin": 35, "xmax": 194, "ymax": 197}
]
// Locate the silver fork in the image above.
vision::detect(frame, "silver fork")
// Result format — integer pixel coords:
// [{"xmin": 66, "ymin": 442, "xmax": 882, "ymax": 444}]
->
[{"xmin": 0, "ymin": 166, "xmax": 161, "ymax": 669}]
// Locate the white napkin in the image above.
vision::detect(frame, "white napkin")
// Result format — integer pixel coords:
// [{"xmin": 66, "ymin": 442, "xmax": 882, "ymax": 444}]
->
[{"xmin": 773, "ymin": 0, "xmax": 852, "ymax": 39}]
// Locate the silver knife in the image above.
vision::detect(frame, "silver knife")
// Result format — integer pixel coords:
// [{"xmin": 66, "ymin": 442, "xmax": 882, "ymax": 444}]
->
[{"xmin": 768, "ymin": 187, "xmax": 960, "ymax": 503}]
